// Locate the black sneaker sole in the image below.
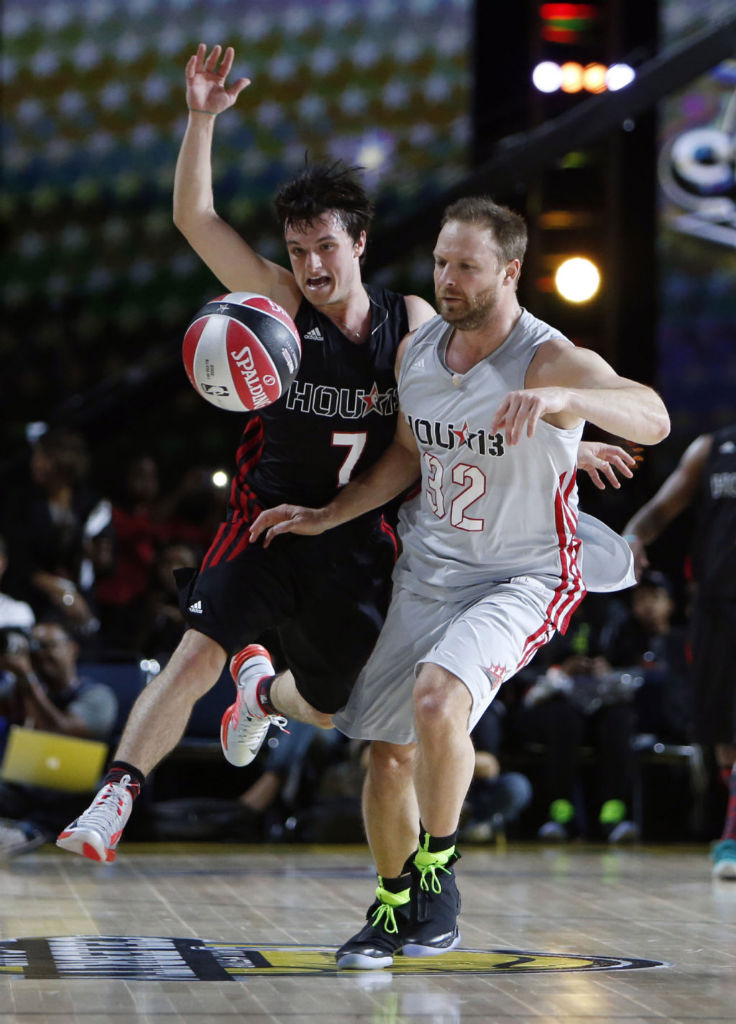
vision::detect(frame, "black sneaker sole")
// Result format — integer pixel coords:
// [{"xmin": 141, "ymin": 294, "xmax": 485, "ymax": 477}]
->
[{"xmin": 402, "ymin": 931, "xmax": 461, "ymax": 958}]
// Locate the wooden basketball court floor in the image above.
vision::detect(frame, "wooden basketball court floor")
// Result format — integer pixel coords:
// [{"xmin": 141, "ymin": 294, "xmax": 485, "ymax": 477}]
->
[{"xmin": 1, "ymin": 842, "xmax": 733, "ymax": 1023}]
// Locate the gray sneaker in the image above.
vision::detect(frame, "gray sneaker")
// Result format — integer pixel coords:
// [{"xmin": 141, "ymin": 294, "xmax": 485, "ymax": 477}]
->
[{"xmin": 0, "ymin": 818, "xmax": 46, "ymax": 860}]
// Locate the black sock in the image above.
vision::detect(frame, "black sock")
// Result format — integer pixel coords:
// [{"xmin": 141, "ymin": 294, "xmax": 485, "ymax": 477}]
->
[
  {"xmin": 105, "ymin": 761, "xmax": 145, "ymax": 799},
  {"xmin": 418, "ymin": 822, "xmax": 458, "ymax": 853},
  {"xmin": 379, "ymin": 871, "xmax": 412, "ymax": 892},
  {"xmin": 256, "ymin": 675, "xmax": 279, "ymax": 716}
]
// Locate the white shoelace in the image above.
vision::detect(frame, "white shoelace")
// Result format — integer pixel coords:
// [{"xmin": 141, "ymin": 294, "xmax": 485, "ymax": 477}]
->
[
  {"xmin": 235, "ymin": 711, "xmax": 288, "ymax": 743},
  {"xmin": 78, "ymin": 777, "xmax": 130, "ymax": 833}
]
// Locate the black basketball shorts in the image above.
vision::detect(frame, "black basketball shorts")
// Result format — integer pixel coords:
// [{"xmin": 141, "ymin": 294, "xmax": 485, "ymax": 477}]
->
[
  {"xmin": 689, "ymin": 595, "xmax": 736, "ymax": 745},
  {"xmin": 176, "ymin": 511, "xmax": 397, "ymax": 715}
]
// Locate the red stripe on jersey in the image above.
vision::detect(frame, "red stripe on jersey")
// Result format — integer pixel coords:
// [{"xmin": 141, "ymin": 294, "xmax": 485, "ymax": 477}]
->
[
  {"xmin": 201, "ymin": 520, "xmax": 238, "ymax": 570},
  {"xmin": 226, "ymin": 522, "xmax": 258, "ymax": 562},
  {"xmin": 199, "ymin": 416, "xmax": 268, "ymax": 569},
  {"xmin": 517, "ymin": 471, "xmax": 585, "ymax": 668},
  {"xmin": 380, "ymin": 514, "xmax": 399, "ymax": 561},
  {"xmin": 230, "ymin": 416, "xmax": 265, "ymax": 517}
]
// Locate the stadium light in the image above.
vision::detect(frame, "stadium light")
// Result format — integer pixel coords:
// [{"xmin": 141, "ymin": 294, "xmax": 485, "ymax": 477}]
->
[
  {"xmin": 532, "ymin": 61, "xmax": 635, "ymax": 94},
  {"xmin": 554, "ymin": 257, "xmax": 601, "ymax": 302}
]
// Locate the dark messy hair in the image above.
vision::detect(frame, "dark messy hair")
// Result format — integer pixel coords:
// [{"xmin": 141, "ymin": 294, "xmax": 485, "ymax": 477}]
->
[
  {"xmin": 274, "ymin": 159, "xmax": 374, "ymax": 248},
  {"xmin": 442, "ymin": 196, "xmax": 528, "ymax": 269}
]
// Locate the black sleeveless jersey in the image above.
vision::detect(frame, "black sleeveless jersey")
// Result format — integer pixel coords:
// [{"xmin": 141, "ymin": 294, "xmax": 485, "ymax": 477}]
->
[
  {"xmin": 228, "ymin": 285, "xmax": 409, "ymax": 519},
  {"xmin": 692, "ymin": 424, "xmax": 736, "ymax": 598}
]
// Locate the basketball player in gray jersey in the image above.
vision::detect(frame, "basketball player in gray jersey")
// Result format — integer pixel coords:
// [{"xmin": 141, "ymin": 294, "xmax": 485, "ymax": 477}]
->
[
  {"xmin": 251, "ymin": 196, "xmax": 670, "ymax": 968},
  {"xmin": 55, "ymin": 44, "xmax": 632, "ymax": 866}
]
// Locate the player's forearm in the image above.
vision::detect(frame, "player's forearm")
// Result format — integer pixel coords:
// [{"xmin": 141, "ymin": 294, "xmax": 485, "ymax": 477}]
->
[
  {"xmin": 21, "ymin": 678, "xmax": 72, "ymax": 733},
  {"xmin": 623, "ymin": 501, "xmax": 677, "ymax": 545},
  {"xmin": 173, "ymin": 112, "xmax": 218, "ymax": 233},
  {"xmin": 567, "ymin": 384, "xmax": 670, "ymax": 445},
  {"xmin": 323, "ymin": 441, "xmax": 420, "ymax": 529}
]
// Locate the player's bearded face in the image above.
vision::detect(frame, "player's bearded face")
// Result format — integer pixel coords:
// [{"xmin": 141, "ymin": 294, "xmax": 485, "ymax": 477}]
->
[
  {"xmin": 433, "ymin": 221, "xmax": 508, "ymax": 329},
  {"xmin": 438, "ymin": 282, "xmax": 501, "ymax": 329}
]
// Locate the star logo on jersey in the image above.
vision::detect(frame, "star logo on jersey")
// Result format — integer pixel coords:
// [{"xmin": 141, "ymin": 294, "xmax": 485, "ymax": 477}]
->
[
  {"xmin": 360, "ymin": 382, "xmax": 395, "ymax": 415},
  {"xmin": 453, "ymin": 421, "xmax": 472, "ymax": 446},
  {"xmin": 484, "ymin": 663, "xmax": 507, "ymax": 689},
  {"xmin": 216, "ymin": 303, "xmax": 230, "ymax": 314}
]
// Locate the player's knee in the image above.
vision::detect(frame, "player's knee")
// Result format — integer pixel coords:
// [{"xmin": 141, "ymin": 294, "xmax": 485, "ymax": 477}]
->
[
  {"xmin": 311, "ymin": 710, "xmax": 334, "ymax": 730},
  {"xmin": 165, "ymin": 630, "xmax": 227, "ymax": 699},
  {"xmin": 368, "ymin": 740, "xmax": 415, "ymax": 781},
  {"xmin": 413, "ymin": 667, "xmax": 470, "ymax": 733}
]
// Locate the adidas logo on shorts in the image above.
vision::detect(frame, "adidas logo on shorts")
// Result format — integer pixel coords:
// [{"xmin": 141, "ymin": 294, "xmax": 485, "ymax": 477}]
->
[
  {"xmin": 188, "ymin": 600, "xmax": 203, "ymax": 614},
  {"xmin": 303, "ymin": 327, "xmax": 323, "ymax": 340}
]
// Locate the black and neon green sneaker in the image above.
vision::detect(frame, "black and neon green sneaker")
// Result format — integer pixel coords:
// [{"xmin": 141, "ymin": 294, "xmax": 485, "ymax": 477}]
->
[
  {"xmin": 336, "ymin": 875, "xmax": 411, "ymax": 970},
  {"xmin": 403, "ymin": 839, "xmax": 461, "ymax": 957}
]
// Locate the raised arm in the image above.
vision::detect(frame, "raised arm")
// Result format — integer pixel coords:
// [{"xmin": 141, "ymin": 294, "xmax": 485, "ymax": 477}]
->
[
  {"xmin": 493, "ymin": 338, "xmax": 670, "ymax": 446},
  {"xmin": 173, "ymin": 44, "xmax": 301, "ymax": 313}
]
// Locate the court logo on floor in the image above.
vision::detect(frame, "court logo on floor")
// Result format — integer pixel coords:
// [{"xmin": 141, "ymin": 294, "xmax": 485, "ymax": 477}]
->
[{"xmin": 0, "ymin": 937, "xmax": 666, "ymax": 979}]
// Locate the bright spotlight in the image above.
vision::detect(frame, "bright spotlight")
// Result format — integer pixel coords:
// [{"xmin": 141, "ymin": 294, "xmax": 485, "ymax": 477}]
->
[
  {"xmin": 212, "ymin": 470, "xmax": 229, "ymax": 488},
  {"xmin": 582, "ymin": 63, "xmax": 607, "ymax": 94},
  {"xmin": 532, "ymin": 61, "xmax": 563, "ymax": 93},
  {"xmin": 555, "ymin": 257, "xmax": 601, "ymax": 303},
  {"xmin": 606, "ymin": 63, "xmax": 635, "ymax": 91},
  {"xmin": 560, "ymin": 62, "xmax": 584, "ymax": 93}
]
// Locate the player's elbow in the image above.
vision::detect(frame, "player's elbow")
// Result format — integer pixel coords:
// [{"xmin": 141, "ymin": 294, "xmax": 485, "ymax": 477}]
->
[
  {"xmin": 172, "ymin": 202, "xmax": 214, "ymax": 240},
  {"xmin": 638, "ymin": 407, "xmax": 671, "ymax": 446},
  {"xmin": 650, "ymin": 406, "xmax": 671, "ymax": 444},
  {"xmin": 173, "ymin": 204, "xmax": 196, "ymax": 237}
]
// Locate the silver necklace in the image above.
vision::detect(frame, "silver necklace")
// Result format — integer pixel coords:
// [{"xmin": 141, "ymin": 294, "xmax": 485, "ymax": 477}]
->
[{"xmin": 334, "ymin": 298, "xmax": 389, "ymax": 341}]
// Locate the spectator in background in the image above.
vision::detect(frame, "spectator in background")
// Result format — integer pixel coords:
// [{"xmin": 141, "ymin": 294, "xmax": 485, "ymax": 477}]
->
[
  {"xmin": 135, "ymin": 540, "xmax": 201, "ymax": 661},
  {"xmin": 623, "ymin": 425, "xmax": 736, "ymax": 879},
  {"xmin": 0, "ymin": 620, "xmax": 117, "ymax": 858},
  {"xmin": 602, "ymin": 569, "xmax": 690, "ymax": 744},
  {"xmin": 0, "ymin": 536, "xmax": 34, "ymax": 631},
  {"xmin": 518, "ymin": 595, "xmax": 641, "ymax": 843},
  {"xmin": 95, "ymin": 456, "xmax": 226, "ymax": 653},
  {"xmin": 461, "ymin": 702, "xmax": 532, "ymax": 844},
  {"xmin": 0, "ymin": 428, "xmax": 111, "ymax": 648},
  {"xmin": 95, "ymin": 454, "xmax": 171, "ymax": 652}
]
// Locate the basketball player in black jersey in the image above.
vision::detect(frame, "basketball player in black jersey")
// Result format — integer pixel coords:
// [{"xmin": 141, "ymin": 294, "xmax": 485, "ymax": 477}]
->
[
  {"xmin": 56, "ymin": 44, "xmax": 636, "ymax": 867},
  {"xmin": 56, "ymin": 42, "xmax": 434, "ymax": 864},
  {"xmin": 623, "ymin": 425, "xmax": 736, "ymax": 880}
]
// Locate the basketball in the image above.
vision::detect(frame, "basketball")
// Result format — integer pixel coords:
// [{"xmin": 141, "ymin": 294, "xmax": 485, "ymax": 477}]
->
[{"xmin": 182, "ymin": 292, "xmax": 301, "ymax": 412}]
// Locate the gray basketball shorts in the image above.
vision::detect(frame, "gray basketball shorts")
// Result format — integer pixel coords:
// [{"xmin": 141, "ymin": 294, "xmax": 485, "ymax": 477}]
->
[{"xmin": 333, "ymin": 573, "xmax": 569, "ymax": 745}]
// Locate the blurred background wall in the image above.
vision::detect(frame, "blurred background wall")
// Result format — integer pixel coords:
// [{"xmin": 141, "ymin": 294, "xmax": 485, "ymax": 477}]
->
[{"xmin": 2, "ymin": 0, "xmax": 735, "ymax": 553}]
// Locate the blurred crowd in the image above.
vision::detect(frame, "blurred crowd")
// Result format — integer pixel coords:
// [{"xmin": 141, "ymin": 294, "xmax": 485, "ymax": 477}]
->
[{"xmin": 0, "ymin": 425, "xmax": 723, "ymax": 857}]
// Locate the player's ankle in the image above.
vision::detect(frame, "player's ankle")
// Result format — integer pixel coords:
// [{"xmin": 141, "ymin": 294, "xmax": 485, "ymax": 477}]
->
[{"xmin": 105, "ymin": 762, "xmax": 145, "ymax": 800}]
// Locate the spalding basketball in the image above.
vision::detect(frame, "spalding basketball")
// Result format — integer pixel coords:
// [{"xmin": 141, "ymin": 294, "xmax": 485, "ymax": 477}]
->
[{"xmin": 182, "ymin": 292, "xmax": 301, "ymax": 412}]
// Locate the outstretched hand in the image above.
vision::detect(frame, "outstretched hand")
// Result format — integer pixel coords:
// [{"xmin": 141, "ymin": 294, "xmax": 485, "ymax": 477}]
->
[
  {"xmin": 185, "ymin": 43, "xmax": 250, "ymax": 115},
  {"xmin": 249, "ymin": 504, "xmax": 333, "ymax": 548},
  {"xmin": 578, "ymin": 441, "xmax": 639, "ymax": 490}
]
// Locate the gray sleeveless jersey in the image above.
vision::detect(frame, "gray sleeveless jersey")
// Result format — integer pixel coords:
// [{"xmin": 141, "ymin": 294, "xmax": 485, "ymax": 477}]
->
[{"xmin": 395, "ymin": 309, "xmax": 585, "ymax": 599}]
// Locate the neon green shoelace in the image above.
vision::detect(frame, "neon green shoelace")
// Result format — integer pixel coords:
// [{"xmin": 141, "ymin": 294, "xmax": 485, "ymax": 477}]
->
[
  {"xmin": 414, "ymin": 843, "xmax": 456, "ymax": 894},
  {"xmin": 370, "ymin": 878, "xmax": 410, "ymax": 934}
]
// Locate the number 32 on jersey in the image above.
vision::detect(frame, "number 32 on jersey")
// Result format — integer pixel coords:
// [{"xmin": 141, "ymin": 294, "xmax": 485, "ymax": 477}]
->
[{"xmin": 424, "ymin": 453, "xmax": 486, "ymax": 532}]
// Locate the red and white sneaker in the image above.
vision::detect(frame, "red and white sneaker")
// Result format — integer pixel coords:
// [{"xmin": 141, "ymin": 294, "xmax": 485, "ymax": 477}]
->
[
  {"xmin": 221, "ymin": 644, "xmax": 288, "ymax": 767},
  {"xmin": 56, "ymin": 775, "xmax": 133, "ymax": 863}
]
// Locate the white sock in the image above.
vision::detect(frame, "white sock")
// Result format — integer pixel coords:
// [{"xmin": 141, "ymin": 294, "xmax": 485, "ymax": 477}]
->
[{"xmin": 237, "ymin": 654, "xmax": 275, "ymax": 693}]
